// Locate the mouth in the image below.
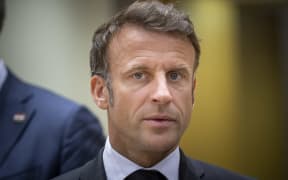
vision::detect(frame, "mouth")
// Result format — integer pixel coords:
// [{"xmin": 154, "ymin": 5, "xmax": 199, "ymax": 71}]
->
[{"xmin": 143, "ymin": 115, "xmax": 176, "ymax": 128}]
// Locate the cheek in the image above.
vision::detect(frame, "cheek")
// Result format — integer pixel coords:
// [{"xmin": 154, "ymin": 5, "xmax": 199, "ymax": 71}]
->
[
  {"xmin": 174, "ymin": 88, "xmax": 193, "ymax": 118},
  {"xmin": 114, "ymin": 83, "xmax": 148, "ymax": 103},
  {"xmin": 112, "ymin": 83, "xmax": 148, "ymax": 118}
]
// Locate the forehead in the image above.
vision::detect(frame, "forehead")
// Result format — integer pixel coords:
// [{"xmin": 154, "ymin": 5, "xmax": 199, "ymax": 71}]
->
[{"xmin": 107, "ymin": 24, "xmax": 195, "ymax": 68}]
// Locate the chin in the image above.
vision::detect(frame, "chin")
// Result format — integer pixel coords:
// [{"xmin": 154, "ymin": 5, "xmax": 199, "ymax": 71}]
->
[{"xmin": 143, "ymin": 134, "xmax": 179, "ymax": 153}]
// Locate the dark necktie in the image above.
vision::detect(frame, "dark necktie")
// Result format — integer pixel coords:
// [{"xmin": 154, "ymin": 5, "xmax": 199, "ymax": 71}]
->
[{"xmin": 124, "ymin": 169, "xmax": 167, "ymax": 180}]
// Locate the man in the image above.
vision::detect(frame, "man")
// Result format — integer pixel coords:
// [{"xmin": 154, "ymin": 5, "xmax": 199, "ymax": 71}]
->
[
  {"xmin": 0, "ymin": 1, "xmax": 105, "ymax": 179},
  {"xmin": 53, "ymin": 0, "xmax": 254, "ymax": 179}
]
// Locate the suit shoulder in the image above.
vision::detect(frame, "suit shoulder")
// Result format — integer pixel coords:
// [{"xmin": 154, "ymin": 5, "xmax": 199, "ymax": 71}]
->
[
  {"xmin": 51, "ymin": 166, "xmax": 82, "ymax": 180},
  {"xmin": 6, "ymin": 72, "xmax": 78, "ymax": 109},
  {"xmin": 21, "ymin": 79, "xmax": 94, "ymax": 120},
  {"xmin": 28, "ymin": 82, "xmax": 78, "ymax": 108},
  {"xmin": 18, "ymin": 75, "xmax": 101, "ymax": 131},
  {"xmin": 188, "ymin": 158, "xmax": 255, "ymax": 180},
  {"xmin": 51, "ymin": 159, "xmax": 96, "ymax": 180}
]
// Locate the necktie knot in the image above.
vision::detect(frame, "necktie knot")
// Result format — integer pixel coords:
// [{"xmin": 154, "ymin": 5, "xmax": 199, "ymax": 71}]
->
[{"xmin": 125, "ymin": 169, "xmax": 167, "ymax": 180}]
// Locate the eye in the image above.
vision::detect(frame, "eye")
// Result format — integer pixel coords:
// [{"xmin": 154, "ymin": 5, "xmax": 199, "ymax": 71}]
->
[
  {"xmin": 168, "ymin": 71, "xmax": 181, "ymax": 81},
  {"xmin": 133, "ymin": 72, "xmax": 144, "ymax": 80}
]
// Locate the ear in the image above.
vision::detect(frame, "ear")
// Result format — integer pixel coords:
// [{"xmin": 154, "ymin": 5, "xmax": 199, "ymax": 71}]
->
[
  {"xmin": 192, "ymin": 78, "xmax": 196, "ymax": 107},
  {"xmin": 90, "ymin": 75, "xmax": 109, "ymax": 110}
]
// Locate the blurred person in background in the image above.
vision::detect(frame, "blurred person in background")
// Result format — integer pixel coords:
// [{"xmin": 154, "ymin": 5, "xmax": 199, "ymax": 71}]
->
[
  {"xmin": 0, "ymin": 0, "xmax": 105, "ymax": 179},
  {"xmin": 52, "ymin": 1, "xmax": 254, "ymax": 180}
]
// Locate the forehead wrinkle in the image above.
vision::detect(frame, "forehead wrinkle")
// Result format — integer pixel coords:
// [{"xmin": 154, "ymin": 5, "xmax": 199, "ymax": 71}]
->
[
  {"xmin": 107, "ymin": 24, "xmax": 195, "ymax": 69},
  {"xmin": 114, "ymin": 24, "xmax": 194, "ymax": 52}
]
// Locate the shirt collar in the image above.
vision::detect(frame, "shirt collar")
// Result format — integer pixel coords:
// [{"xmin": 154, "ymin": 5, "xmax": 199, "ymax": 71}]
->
[
  {"xmin": 0, "ymin": 59, "xmax": 8, "ymax": 92},
  {"xmin": 103, "ymin": 137, "xmax": 180, "ymax": 180}
]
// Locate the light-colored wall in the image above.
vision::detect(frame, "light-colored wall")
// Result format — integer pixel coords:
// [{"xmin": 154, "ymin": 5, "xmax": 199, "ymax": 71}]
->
[{"xmin": 0, "ymin": 0, "xmax": 112, "ymax": 134}]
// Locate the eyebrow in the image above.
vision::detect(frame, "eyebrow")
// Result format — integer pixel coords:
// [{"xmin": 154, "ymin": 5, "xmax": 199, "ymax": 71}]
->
[
  {"xmin": 121, "ymin": 64, "xmax": 150, "ymax": 75},
  {"xmin": 121, "ymin": 63, "xmax": 193, "ymax": 75},
  {"xmin": 168, "ymin": 64, "xmax": 192, "ymax": 72}
]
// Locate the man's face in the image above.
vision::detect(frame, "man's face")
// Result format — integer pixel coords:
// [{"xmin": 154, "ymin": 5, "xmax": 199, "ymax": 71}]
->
[{"xmin": 92, "ymin": 24, "xmax": 196, "ymax": 157}]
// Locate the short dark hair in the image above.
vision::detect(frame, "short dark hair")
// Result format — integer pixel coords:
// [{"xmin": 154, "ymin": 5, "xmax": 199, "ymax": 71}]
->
[
  {"xmin": 0, "ymin": 0, "xmax": 5, "ymax": 32},
  {"xmin": 90, "ymin": 0, "xmax": 200, "ymax": 79}
]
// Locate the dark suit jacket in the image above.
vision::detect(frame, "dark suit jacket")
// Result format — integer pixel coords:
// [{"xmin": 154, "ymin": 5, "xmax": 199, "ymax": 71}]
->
[
  {"xmin": 0, "ymin": 70, "xmax": 106, "ymax": 180},
  {"xmin": 52, "ymin": 148, "xmax": 254, "ymax": 180}
]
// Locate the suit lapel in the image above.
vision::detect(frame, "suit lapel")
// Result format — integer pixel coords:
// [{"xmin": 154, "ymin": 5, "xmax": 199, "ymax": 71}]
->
[
  {"xmin": 80, "ymin": 148, "xmax": 107, "ymax": 180},
  {"xmin": 179, "ymin": 149, "xmax": 204, "ymax": 180},
  {"xmin": 0, "ymin": 71, "xmax": 35, "ymax": 166}
]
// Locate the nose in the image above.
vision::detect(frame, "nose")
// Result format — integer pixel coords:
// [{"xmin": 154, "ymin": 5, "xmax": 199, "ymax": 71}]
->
[{"xmin": 151, "ymin": 74, "xmax": 172, "ymax": 105}]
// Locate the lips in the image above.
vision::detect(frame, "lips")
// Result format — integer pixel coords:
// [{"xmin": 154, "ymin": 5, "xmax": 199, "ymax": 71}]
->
[
  {"xmin": 143, "ymin": 115, "xmax": 176, "ymax": 127},
  {"xmin": 144, "ymin": 114, "xmax": 175, "ymax": 121}
]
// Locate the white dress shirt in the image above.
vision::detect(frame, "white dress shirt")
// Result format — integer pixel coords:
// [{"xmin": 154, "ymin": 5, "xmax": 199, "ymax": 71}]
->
[
  {"xmin": 103, "ymin": 137, "xmax": 180, "ymax": 180},
  {"xmin": 0, "ymin": 59, "xmax": 8, "ymax": 92}
]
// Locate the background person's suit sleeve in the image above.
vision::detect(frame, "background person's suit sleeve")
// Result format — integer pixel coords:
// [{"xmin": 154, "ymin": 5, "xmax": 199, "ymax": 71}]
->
[{"xmin": 59, "ymin": 106, "xmax": 106, "ymax": 173}]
